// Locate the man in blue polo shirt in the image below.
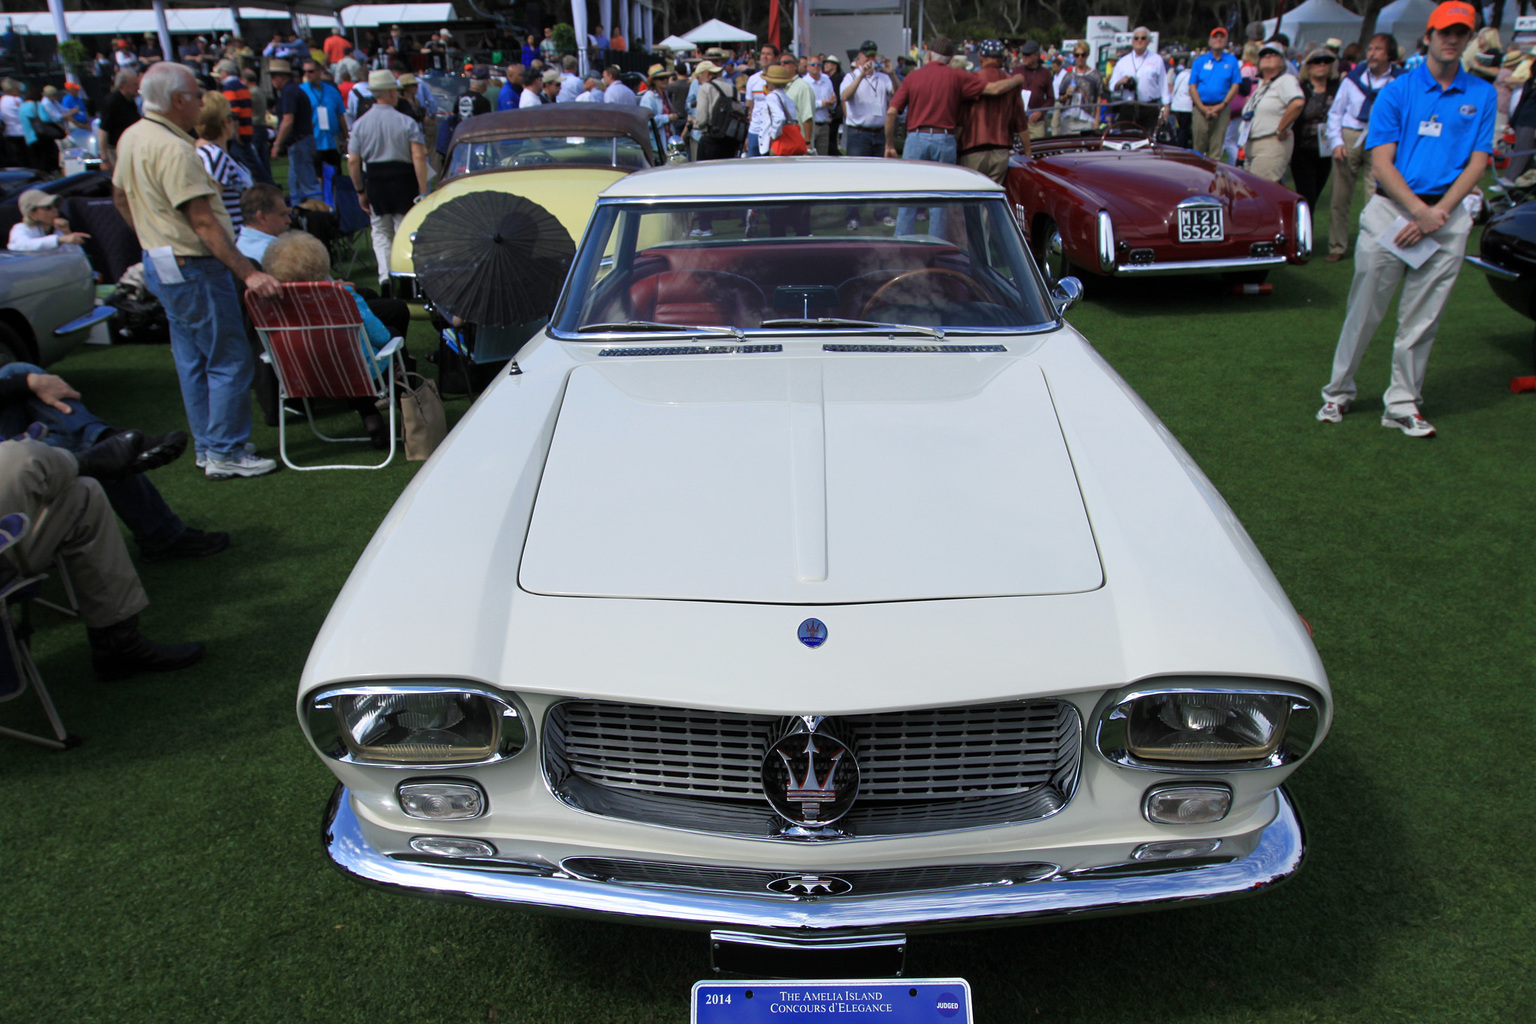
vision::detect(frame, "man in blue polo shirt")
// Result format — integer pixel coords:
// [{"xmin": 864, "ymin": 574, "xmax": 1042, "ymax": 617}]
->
[
  {"xmin": 1317, "ymin": 1, "xmax": 1493, "ymax": 438},
  {"xmin": 1189, "ymin": 27, "xmax": 1242, "ymax": 160}
]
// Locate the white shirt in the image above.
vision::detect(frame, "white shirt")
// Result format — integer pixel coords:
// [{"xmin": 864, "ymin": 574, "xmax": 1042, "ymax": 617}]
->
[
  {"xmin": 841, "ymin": 66, "xmax": 893, "ymax": 128},
  {"xmin": 557, "ymin": 72, "xmax": 581, "ymax": 102},
  {"xmin": 603, "ymin": 80, "xmax": 639, "ymax": 106},
  {"xmin": 746, "ymin": 71, "xmax": 771, "ymax": 135},
  {"xmin": 7, "ymin": 220, "xmax": 68, "ymax": 251},
  {"xmin": 576, "ymin": 87, "xmax": 604, "ymax": 103},
  {"xmin": 757, "ymin": 90, "xmax": 791, "ymax": 154},
  {"xmin": 519, "ymin": 87, "xmax": 543, "ymax": 109},
  {"xmin": 1325, "ymin": 67, "xmax": 1395, "ymax": 153},
  {"xmin": 1110, "ymin": 49, "xmax": 1166, "ymax": 105},
  {"xmin": 805, "ymin": 71, "xmax": 835, "ymax": 122},
  {"xmin": 0, "ymin": 94, "xmax": 22, "ymax": 139},
  {"xmin": 1169, "ymin": 68, "xmax": 1193, "ymax": 113},
  {"xmin": 236, "ymin": 225, "xmax": 280, "ymax": 264}
]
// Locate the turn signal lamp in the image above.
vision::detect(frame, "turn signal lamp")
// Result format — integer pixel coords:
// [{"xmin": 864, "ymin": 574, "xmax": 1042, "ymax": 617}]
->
[
  {"xmin": 1143, "ymin": 783, "xmax": 1231, "ymax": 825},
  {"xmin": 399, "ymin": 780, "xmax": 486, "ymax": 820}
]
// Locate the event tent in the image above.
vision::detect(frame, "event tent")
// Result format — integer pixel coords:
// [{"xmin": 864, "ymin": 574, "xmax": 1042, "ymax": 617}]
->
[
  {"xmin": 681, "ymin": 19, "xmax": 756, "ymax": 44},
  {"xmin": 655, "ymin": 34, "xmax": 698, "ymax": 51},
  {"xmin": 0, "ymin": 5, "xmax": 460, "ymax": 36},
  {"xmin": 1261, "ymin": 0, "xmax": 1363, "ymax": 52},
  {"xmin": 1376, "ymin": 0, "xmax": 1437, "ymax": 52}
]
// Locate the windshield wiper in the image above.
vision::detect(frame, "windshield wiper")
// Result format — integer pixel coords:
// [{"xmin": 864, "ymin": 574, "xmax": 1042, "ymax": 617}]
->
[
  {"xmin": 758, "ymin": 317, "xmax": 945, "ymax": 340},
  {"xmin": 578, "ymin": 320, "xmax": 744, "ymax": 339}
]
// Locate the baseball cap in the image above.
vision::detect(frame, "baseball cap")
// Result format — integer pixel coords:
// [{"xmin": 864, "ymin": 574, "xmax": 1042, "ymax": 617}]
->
[
  {"xmin": 822, "ymin": 54, "xmax": 841, "ymax": 67},
  {"xmin": 692, "ymin": 60, "xmax": 722, "ymax": 77},
  {"xmin": 542, "ymin": 69, "xmax": 561, "ymax": 84},
  {"xmin": 860, "ymin": 39, "xmax": 879, "ymax": 55},
  {"xmin": 1209, "ymin": 26, "xmax": 1228, "ymax": 38},
  {"xmin": 1427, "ymin": 1, "xmax": 1476, "ymax": 30},
  {"xmin": 979, "ymin": 39, "xmax": 1006, "ymax": 59},
  {"xmin": 1020, "ymin": 40, "xmax": 1042, "ymax": 56},
  {"xmin": 1259, "ymin": 41, "xmax": 1287, "ymax": 58},
  {"xmin": 18, "ymin": 190, "xmax": 59, "ymax": 216},
  {"xmin": 470, "ymin": 65, "xmax": 490, "ymax": 80}
]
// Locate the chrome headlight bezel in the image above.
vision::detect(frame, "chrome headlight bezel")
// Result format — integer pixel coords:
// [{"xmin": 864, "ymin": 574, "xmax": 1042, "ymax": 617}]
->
[
  {"xmin": 305, "ymin": 683, "xmax": 530, "ymax": 768},
  {"xmin": 1094, "ymin": 680, "xmax": 1324, "ymax": 772}
]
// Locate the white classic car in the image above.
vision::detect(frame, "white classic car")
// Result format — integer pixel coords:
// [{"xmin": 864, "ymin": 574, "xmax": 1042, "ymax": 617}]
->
[{"xmin": 300, "ymin": 159, "xmax": 1330, "ymax": 974}]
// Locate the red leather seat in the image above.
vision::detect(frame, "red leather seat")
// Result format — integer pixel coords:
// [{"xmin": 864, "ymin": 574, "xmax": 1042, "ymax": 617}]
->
[{"xmin": 628, "ymin": 270, "xmax": 764, "ymax": 327}]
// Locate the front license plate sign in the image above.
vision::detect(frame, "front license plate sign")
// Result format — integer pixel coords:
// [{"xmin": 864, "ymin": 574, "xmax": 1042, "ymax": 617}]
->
[
  {"xmin": 692, "ymin": 979, "xmax": 972, "ymax": 1023},
  {"xmin": 1177, "ymin": 206, "xmax": 1223, "ymax": 243}
]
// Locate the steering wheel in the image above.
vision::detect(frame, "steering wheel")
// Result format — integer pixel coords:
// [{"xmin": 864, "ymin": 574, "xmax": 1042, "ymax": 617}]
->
[
  {"xmin": 861, "ymin": 268, "xmax": 992, "ymax": 318},
  {"xmin": 510, "ymin": 150, "xmax": 556, "ymax": 167}
]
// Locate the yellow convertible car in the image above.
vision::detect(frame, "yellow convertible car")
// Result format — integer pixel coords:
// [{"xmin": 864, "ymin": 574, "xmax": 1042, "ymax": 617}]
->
[{"xmin": 388, "ymin": 105, "xmax": 667, "ymax": 302}]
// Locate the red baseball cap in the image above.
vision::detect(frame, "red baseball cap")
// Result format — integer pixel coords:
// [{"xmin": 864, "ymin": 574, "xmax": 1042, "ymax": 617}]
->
[
  {"xmin": 1210, "ymin": 26, "xmax": 1228, "ymax": 38},
  {"xmin": 1427, "ymin": 1, "xmax": 1476, "ymax": 30}
]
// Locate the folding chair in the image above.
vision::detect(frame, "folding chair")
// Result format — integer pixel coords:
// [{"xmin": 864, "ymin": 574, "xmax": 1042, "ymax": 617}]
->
[
  {"xmin": 243, "ymin": 282, "xmax": 406, "ymax": 471},
  {"xmin": 328, "ymin": 173, "xmax": 373, "ymax": 279},
  {"xmin": 0, "ymin": 514, "xmax": 81, "ymax": 751}
]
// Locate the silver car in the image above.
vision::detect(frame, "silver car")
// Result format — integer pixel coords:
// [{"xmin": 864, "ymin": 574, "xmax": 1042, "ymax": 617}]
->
[{"xmin": 0, "ymin": 246, "xmax": 112, "ymax": 366}]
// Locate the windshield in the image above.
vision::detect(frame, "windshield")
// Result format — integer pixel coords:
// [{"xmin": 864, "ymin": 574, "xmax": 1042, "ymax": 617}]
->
[
  {"xmin": 447, "ymin": 136, "xmax": 650, "ymax": 176},
  {"xmin": 551, "ymin": 197, "xmax": 1054, "ymax": 335}
]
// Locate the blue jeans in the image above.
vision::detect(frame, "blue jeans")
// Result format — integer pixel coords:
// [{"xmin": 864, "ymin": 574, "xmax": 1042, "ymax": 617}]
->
[
  {"xmin": 0, "ymin": 362, "xmax": 185, "ymax": 553},
  {"xmin": 895, "ymin": 132, "xmax": 956, "ymax": 237},
  {"xmin": 746, "ymin": 131, "xmax": 762, "ymax": 156},
  {"xmin": 140, "ymin": 254, "xmax": 255, "ymax": 462},
  {"xmin": 250, "ymin": 123, "xmax": 276, "ymax": 185},
  {"xmin": 286, "ymin": 134, "xmax": 321, "ymax": 201},
  {"xmin": 843, "ymin": 124, "xmax": 885, "ymax": 157}
]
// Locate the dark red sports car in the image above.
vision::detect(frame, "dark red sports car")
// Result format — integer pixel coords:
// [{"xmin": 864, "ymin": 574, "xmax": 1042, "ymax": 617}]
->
[{"xmin": 1005, "ymin": 131, "xmax": 1312, "ymax": 284}]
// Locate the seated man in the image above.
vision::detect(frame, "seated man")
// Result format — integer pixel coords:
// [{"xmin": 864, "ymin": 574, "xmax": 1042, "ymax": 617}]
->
[
  {"xmin": 0, "ymin": 435, "xmax": 205, "ymax": 680},
  {"xmin": 0, "ymin": 367, "xmax": 227, "ymax": 561}
]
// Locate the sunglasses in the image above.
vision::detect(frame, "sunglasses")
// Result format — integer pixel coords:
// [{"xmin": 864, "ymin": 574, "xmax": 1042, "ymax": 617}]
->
[{"xmin": 1132, "ymin": 35, "xmax": 1150, "ymax": 40}]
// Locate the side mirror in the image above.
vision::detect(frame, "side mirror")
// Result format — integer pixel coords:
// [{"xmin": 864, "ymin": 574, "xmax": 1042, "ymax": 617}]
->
[{"xmin": 1051, "ymin": 276, "xmax": 1083, "ymax": 316}]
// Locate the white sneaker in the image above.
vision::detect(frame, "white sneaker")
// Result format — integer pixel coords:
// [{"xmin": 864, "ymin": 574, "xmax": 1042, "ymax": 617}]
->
[
  {"xmin": 846, "ymin": 218, "xmax": 860, "ymax": 231},
  {"xmin": 195, "ymin": 442, "xmax": 257, "ymax": 469},
  {"xmin": 1381, "ymin": 410, "xmax": 1436, "ymax": 438},
  {"xmin": 1316, "ymin": 399, "xmax": 1350, "ymax": 423},
  {"xmin": 205, "ymin": 451, "xmax": 279, "ymax": 479}
]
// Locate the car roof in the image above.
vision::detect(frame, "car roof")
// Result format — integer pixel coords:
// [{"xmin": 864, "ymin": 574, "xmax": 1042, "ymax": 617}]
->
[
  {"xmin": 600, "ymin": 157, "xmax": 1007, "ymax": 198},
  {"xmin": 448, "ymin": 105, "xmax": 657, "ymax": 160}
]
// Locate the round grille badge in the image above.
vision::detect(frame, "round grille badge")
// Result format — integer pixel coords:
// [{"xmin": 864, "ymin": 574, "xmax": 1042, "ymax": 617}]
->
[
  {"xmin": 798, "ymin": 618, "xmax": 827, "ymax": 648},
  {"xmin": 762, "ymin": 728, "xmax": 859, "ymax": 826}
]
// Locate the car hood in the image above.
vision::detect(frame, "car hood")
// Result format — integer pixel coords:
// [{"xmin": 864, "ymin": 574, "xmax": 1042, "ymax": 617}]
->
[
  {"xmin": 517, "ymin": 355, "xmax": 1103, "ymax": 604},
  {"xmin": 1031, "ymin": 148, "xmax": 1271, "ymax": 233},
  {"xmin": 390, "ymin": 166, "xmax": 630, "ymax": 276}
]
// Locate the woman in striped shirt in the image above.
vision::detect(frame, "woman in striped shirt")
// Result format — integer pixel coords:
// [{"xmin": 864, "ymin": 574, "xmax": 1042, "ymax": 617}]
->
[{"xmin": 194, "ymin": 92, "xmax": 253, "ymax": 229}]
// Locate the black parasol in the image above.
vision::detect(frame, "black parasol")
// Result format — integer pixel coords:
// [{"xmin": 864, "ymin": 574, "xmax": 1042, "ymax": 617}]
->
[{"xmin": 411, "ymin": 192, "xmax": 577, "ymax": 328}]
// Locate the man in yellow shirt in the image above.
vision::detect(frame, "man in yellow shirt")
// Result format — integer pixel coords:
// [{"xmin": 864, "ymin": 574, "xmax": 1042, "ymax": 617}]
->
[{"xmin": 112, "ymin": 61, "xmax": 282, "ymax": 480}]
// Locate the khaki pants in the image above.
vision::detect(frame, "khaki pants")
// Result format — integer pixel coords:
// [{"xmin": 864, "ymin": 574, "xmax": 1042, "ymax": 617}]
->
[
  {"xmin": 1244, "ymin": 134, "xmax": 1293, "ymax": 183},
  {"xmin": 1321, "ymin": 194, "xmax": 1472, "ymax": 416},
  {"xmin": 812, "ymin": 121, "xmax": 830, "ymax": 155},
  {"xmin": 1328, "ymin": 126, "xmax": 1376, "ymax": 255},
  {"xmin": 0, "ymin": 441, "xmax": 147, "ymax": 629},
  {"xmin": 1192, "ymin": 105, "xmax": 1231, "ymax": 161},
  {"xmin": 960, "ymin": 147, "xmax": 1011, "ymax": 184},
  {"xmin": 1028, "ymin": 118, "xmax": 1048, "ymax": 140},
  {"xmin": 369, "ymin": 211, "xmax": 406, "ymax": 287}
]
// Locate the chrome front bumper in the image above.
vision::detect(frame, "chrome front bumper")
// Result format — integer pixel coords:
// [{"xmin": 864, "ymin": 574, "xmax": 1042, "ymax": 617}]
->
[
  {"xmin": 1112, "ymin": 255, "xmax": 1289, "ymax": 276},
  {"xmin": 321, "ymin": 786, "xmax": 1306, "ymax": 937}
]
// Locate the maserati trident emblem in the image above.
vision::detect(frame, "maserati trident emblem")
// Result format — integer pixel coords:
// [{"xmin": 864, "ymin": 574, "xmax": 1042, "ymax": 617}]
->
[
  {"xmin": 797, "ymin": 618, "xmax": 827, "ymax": 649},
  {"xmin": 762, "ymin": 721, "xmax": 859, "ymax": 827},
  {"xmin": 766, "ymin": 874, "xmax": 854, "ymax": 897}
]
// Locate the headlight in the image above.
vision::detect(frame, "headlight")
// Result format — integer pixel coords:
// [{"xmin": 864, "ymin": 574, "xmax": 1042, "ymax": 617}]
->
[
  {"xmin": 1295, "ymin": 200, "xmax": 1312, "ymax": 257},
  {"xmin": 1095, "ymin": 682, "xmax": 1323, "ymax": 771},
  {"xmin": 305, "ymin": 685, "xmax": 528, "ymax": 766}
]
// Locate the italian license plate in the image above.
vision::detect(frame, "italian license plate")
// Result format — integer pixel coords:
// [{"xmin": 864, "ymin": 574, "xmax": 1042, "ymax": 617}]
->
[
  {"xmin": 1177, "ymin": 206, "xmax": 1224, "ymax": 243},
  {"xmin": 692, "ymin": 979, "xmax": 972, "ymax": 1023}
]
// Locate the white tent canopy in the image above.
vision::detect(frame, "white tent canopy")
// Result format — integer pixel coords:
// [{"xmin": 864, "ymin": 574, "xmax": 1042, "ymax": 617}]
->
[
  {"xmin": 681, "ymin": 18, "xmax": 756, "ymax": 44},
  {"xmin": 655, "ymin": 34, "xmax": 699, "ymax": 51},
  {"xmin": 1262, "ymin": 0, "xmax": 1363, "ymax": 53},
  {"xmin": 0, "ymin": 5, "xmax": 462, "ymax": 37},
  {"xmin": 1377, "ymin": 0, "xmax": 1437, "ymax": 53}
]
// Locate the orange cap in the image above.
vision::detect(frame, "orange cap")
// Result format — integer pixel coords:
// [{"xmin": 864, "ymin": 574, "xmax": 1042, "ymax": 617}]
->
[{"xmin": 1427, "ymin": 1, "xmax": 1476, "ymax": 30}]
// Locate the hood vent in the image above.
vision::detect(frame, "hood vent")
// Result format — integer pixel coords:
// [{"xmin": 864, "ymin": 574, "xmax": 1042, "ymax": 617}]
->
[
  {"xmin": 598, "ymin": 344, "xmax": 783, "ymax": 357},
  {"xmin": 823, "ymin": 344, "xmax": 1007, "ymax": 354}
]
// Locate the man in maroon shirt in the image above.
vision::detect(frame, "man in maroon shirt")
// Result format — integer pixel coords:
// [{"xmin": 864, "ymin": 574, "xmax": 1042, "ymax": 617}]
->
[
  {"xmin": 885, "ymin": 36, "xmax": 1022, "ymax": 234},
  {"xmin": 960, "ymin": 39, "xmax": 1029, "ymax": 182},
  {"xmin": 1016, "ymin": 40, "xmax": 1055, "ymax": 140}
]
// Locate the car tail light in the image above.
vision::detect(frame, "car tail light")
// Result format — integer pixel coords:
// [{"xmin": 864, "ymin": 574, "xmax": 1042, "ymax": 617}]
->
[
  {"xmin": 305, "ymin": 685, "xmax": 528, "ymax": 766},
  {"xmin": 1096, "ymin": 210, "xmax": 1115, "ymax": 271},
  {"xmin": 1295, "ymin": 200, "xmax": 1312, "ymax": 257},
  {"xmin": 1095, "ymin": 682, "xmax": 1323, "ymax": 770}
]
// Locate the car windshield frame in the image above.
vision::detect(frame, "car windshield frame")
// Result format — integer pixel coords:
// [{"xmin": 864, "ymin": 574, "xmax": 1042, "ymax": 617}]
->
[
  {"xmin": 548, "ymin": 192, "xmax": 1060, "ymax": 339},
  {"xmin": 445, "ymin": 135, "xmax": 651, "ymax": 178}
]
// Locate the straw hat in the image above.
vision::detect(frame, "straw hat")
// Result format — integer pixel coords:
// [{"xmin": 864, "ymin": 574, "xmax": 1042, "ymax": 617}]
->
[
  {"xmin": 268, "ymin": 58, "xmax": 293, "ymax": 75},
  {"xmin": 692, "ymin": 60, "xmax": 722, "ymax": 77},
  {"xmin": 763, "ymin": 63, "xmax": 796, "ymax": 86},
  {"xmin": 367, "ymin": 69, "xmax": 399, "ymax": 90}
]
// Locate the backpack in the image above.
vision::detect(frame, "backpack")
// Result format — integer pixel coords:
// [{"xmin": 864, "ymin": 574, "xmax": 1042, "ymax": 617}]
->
[
  {"xmin": 352, "ymin": 88, "xmax": 375, "ymax": 121},
  {"xmin": 706, "ymin": 81, "xmax": 749, "ymax": 143}
]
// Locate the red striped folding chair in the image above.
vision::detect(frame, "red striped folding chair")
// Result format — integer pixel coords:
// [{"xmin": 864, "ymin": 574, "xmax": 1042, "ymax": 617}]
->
[{"xmin": 243, "ymin": 282, "xmax": 406, "ymax": 471}]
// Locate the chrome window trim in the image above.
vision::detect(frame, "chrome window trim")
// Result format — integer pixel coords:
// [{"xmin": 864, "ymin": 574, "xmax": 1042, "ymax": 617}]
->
[
  {"xmin": 591, "ymin": 190, "xmax": 1008, "ymax": 207},
  {"xmin": 1093, "ymin": 680, "xmax": 1324, "ymax": 773},
  {"xmin": 549, "ymin": 323, "xmax": 1060, "ymax": 342},
  {"xmin": 304, "ymin": 682, "xmax": 532, "ymax": 769}
]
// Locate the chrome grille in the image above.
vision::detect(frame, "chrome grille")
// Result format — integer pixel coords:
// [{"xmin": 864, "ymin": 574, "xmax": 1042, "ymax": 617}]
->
[
  {"xmin": 561, "ymin": 857, "xmax": 1059, "ymax": 897},
  {"xmin": 544, "ymin": 699, "xmax": 1081, "ymax": 839}
]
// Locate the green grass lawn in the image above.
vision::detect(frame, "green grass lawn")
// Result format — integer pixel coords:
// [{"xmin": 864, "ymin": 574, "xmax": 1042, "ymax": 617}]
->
[{"xmin": 1, "ymin": 183, "xmax": 1534, "ymax": 1023}]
